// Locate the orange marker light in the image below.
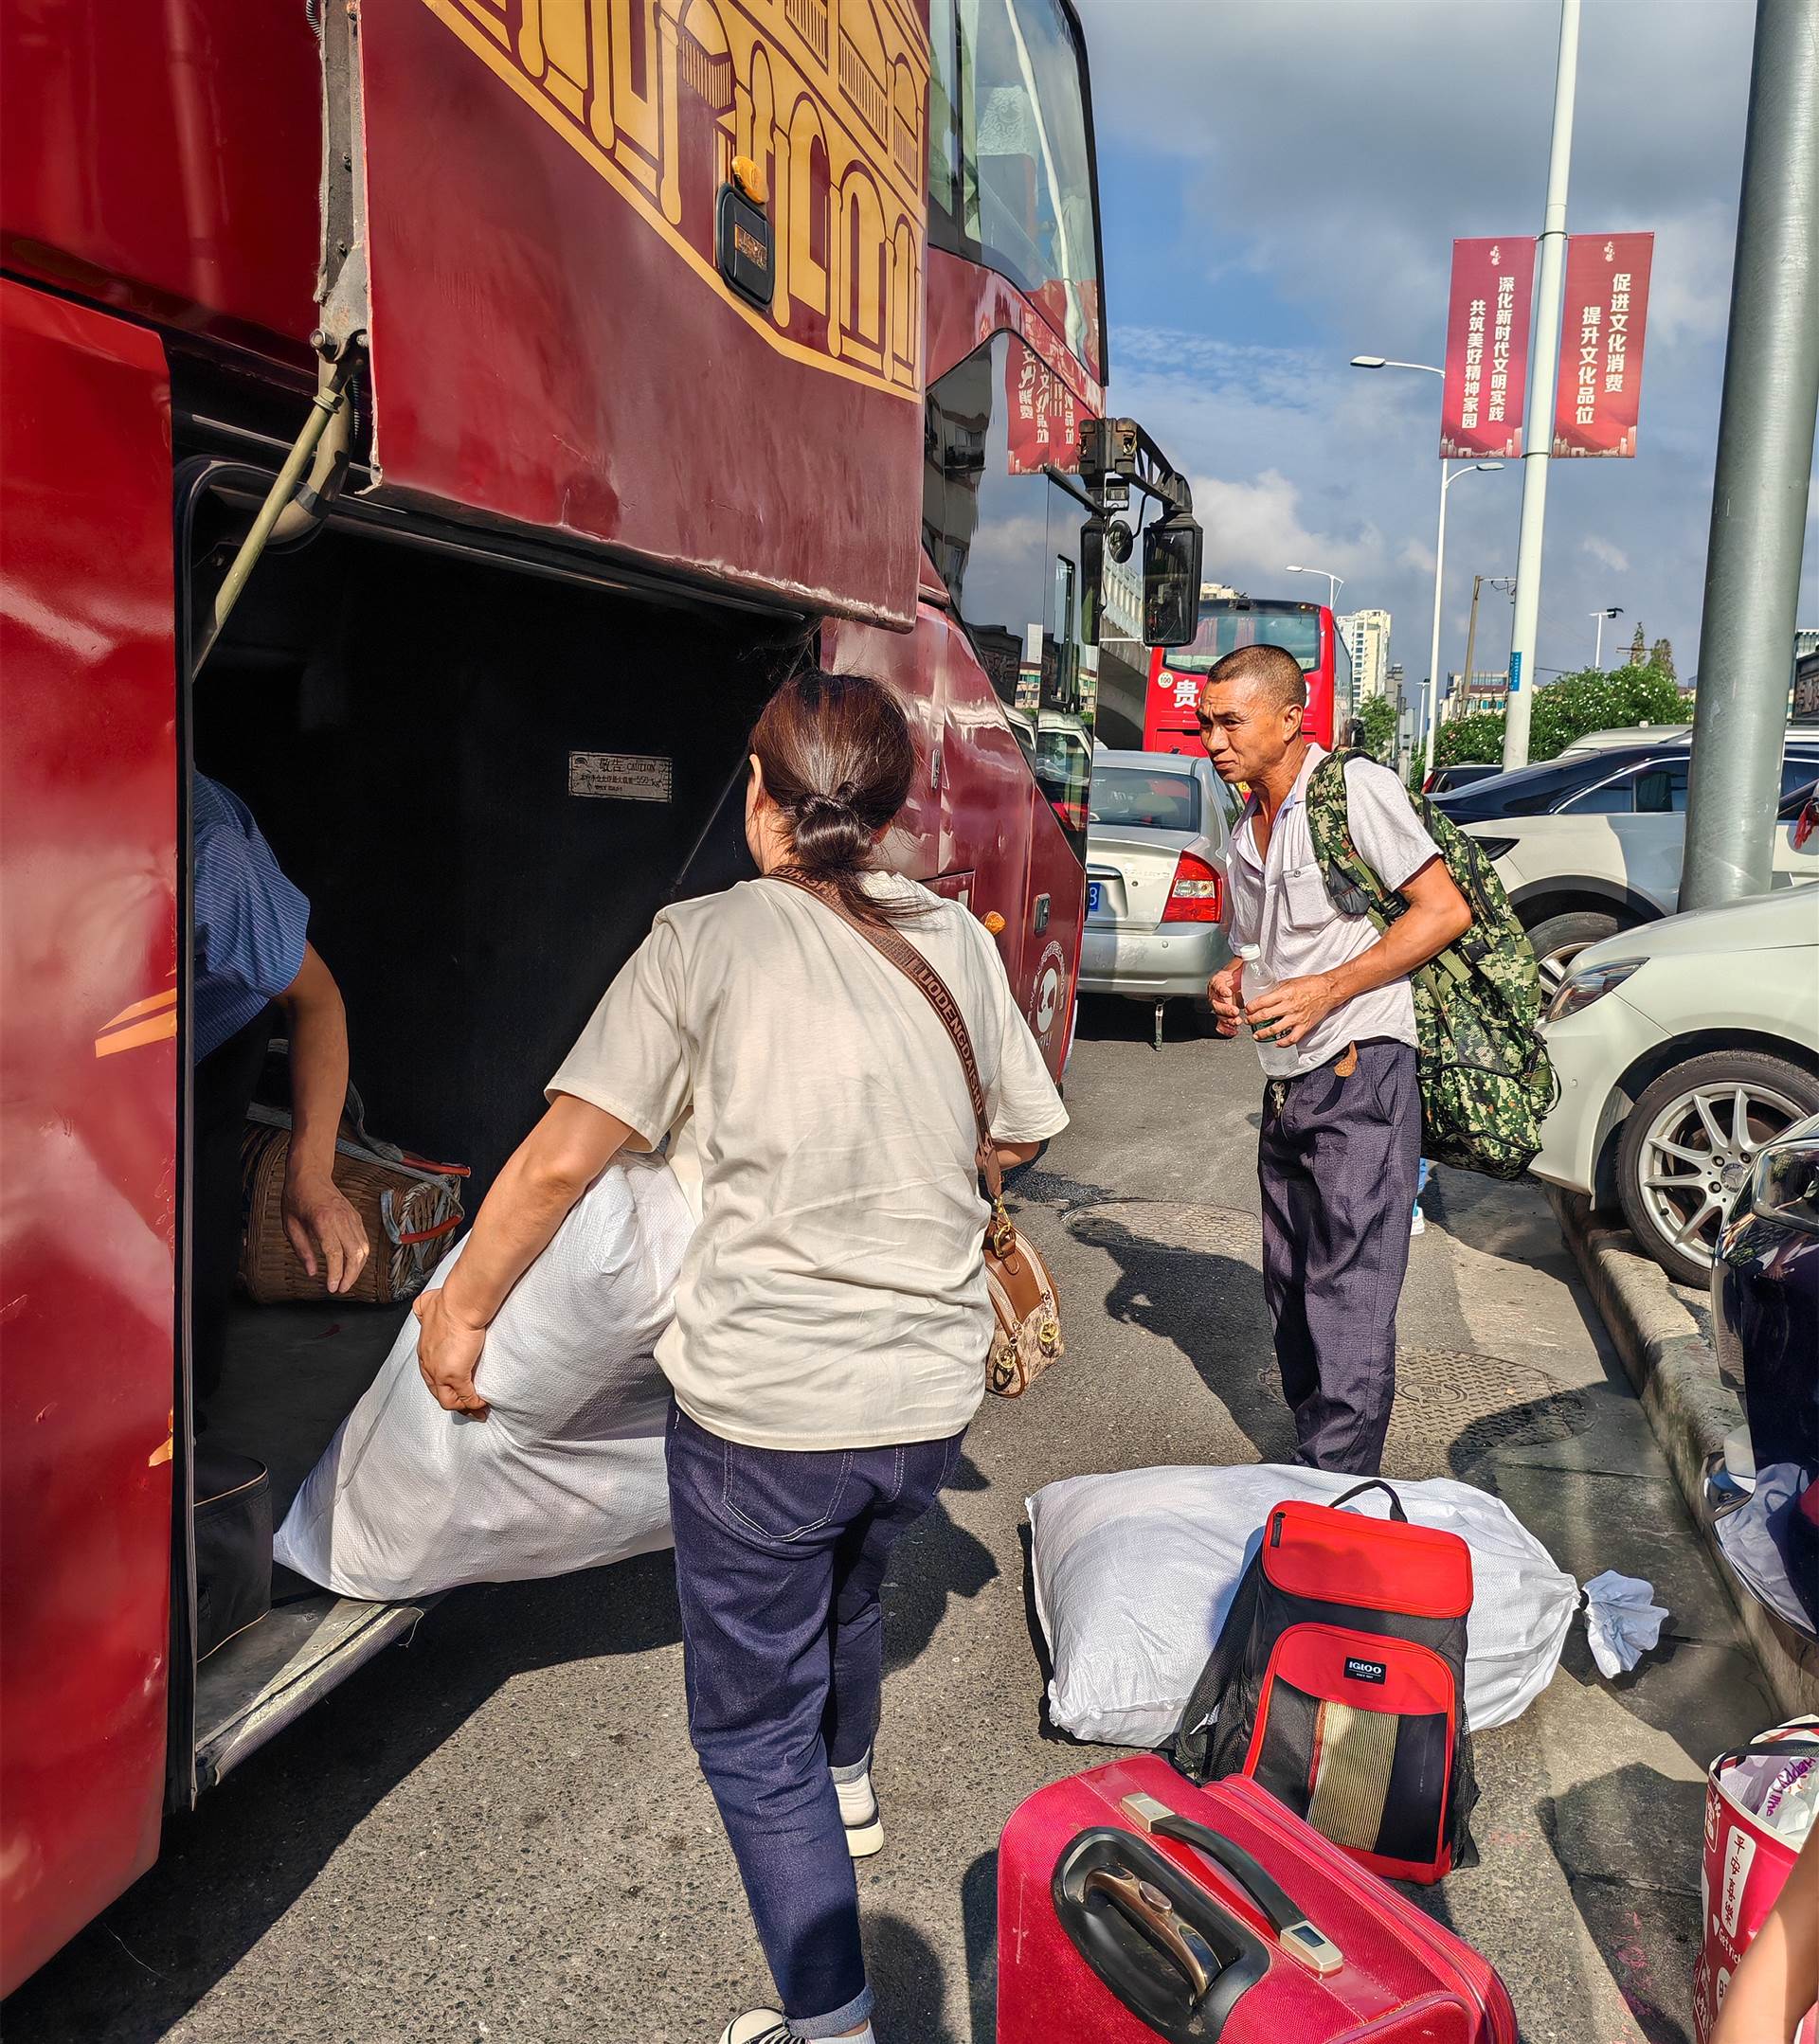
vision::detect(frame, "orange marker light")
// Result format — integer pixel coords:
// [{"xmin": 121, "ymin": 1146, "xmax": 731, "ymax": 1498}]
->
[
  {"xmin": 731, "ymin": 156, "xmax": 766, "ymax": 205},
  {"xmin": 982, "ymin": 911, "xmax": 1007, "ymax": 935}
]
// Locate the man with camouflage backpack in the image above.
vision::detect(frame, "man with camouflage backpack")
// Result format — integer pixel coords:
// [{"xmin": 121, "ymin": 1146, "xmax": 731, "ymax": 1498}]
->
[{"xmin": 1200, "ymin": 643, "xmax": 1474, "ymax": 1475}]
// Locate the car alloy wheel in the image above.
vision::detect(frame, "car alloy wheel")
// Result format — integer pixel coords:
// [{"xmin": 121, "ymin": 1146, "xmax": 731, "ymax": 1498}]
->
[
  {"xmin": 1631, "ymin": 1078, "xmax": 1807, "ymax": 1280},
  {"xmin": 1526, "ymin": 909, "xmax": 1623, "ymax": 997}
]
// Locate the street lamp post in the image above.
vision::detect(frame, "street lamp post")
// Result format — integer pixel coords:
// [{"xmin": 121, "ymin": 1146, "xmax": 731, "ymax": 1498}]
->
[
  {"xmin": 1286, "ymin": 564, "xmax": 1344, "ymax": 607},
  {"xmin": 1350, "ymin": 358, "xmax": 1504, "ymax": 780},
  {"xmin": 1506, "ymin": 0, "xmax": 1585, "ymax": 770},
  {"xmin": 1591, "ymin": 605, "xmax": 1623, "ymax": 669}
]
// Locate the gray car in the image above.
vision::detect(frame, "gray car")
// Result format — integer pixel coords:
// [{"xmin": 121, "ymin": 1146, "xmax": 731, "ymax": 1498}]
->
[{"xmin": 1080, "ymin": 750, "xmax": 1239, "ymax": 1045}]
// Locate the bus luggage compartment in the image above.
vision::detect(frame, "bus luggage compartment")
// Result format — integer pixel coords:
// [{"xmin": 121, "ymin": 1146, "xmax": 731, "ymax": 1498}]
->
[{"xmin": 184, "ymin": 498, "xmax": 803, "ymax": 1792}]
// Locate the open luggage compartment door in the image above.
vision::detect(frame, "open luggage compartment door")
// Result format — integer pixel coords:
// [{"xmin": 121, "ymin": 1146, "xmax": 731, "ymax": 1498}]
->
[{"xmin": 337, "ymin": 0, "xmax": 928, "ymax": 628}]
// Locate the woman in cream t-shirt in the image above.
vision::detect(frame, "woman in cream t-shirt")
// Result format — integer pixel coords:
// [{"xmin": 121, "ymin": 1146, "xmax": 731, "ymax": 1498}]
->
[{"xmin": 415, "ymin": 669, "xmax": 1065, "ymax": 2044}]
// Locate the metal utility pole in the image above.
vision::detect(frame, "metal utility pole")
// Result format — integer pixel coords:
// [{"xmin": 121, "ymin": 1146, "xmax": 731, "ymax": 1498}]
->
[
  {"xmin": 1504, "ymin": 0, "xmax": 1582, "ymax": 768},
  {"xmin": 1682, "ymin": 0, "xmax": 1819, "ymax": 910},
  {"xmin": 1462, "ymin": 575, "xmax": 1487, "ymax": 722}
]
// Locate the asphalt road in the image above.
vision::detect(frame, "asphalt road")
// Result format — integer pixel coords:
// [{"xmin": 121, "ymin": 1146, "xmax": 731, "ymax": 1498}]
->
[{"xmin": 6, "ymin": 1002, "xmax": 1776, "ymax": 2044}]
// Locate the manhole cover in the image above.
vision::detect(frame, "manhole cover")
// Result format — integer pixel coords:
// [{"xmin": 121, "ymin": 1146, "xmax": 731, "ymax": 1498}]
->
[
  {"xmin": 1066, "ymin": 1202, "xmax": 1591, "ymax": 1478},
  {"xmin": 1068, "ymin": 1200, "xmax": 1262, "ymax": 1259},
  {"xmin": 1260, "ymin": 1349, "xmax": 1593, "ymax": 1478}
]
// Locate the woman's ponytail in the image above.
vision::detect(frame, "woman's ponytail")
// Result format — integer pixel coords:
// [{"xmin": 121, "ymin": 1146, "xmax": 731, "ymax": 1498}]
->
[{"xmin": 748, "ymin": 669, "xmax": 924, "ymax": 928}]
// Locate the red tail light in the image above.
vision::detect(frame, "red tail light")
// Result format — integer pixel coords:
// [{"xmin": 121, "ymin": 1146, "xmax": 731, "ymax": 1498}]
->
[
  {"xmin": 1162, "ymin": 852, "xmax": 1224, "ymax": 923},
  {"xmin": 1421, "ymin": 770, "xmax": 1437, "ymax": 793}
]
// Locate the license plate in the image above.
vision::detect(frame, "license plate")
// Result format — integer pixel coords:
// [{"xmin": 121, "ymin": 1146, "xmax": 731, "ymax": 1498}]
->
[{"xmin": 1088, "ymin": 882, "xmax": 1104, "ymax": 914}]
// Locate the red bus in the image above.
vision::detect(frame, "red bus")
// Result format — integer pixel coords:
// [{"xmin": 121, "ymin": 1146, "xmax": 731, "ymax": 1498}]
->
[
  {"xmin": 1144, "ymin": 595, "xmax": 1354, "ymax": 756},
  {"xmin": 0, "ymin": 0, "xmax": 1196, "ymax": 1991}
]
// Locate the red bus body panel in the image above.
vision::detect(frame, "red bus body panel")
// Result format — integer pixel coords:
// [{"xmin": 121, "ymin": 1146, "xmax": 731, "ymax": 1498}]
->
[
  {"xmin": 0, "ymin": 0, "xmax": 319, "ymax": 360},
  {"xmin": 356, "ymin": 0, "xmax": 928, "ymax": 626},
  {"xmin": 0, "ymin": 282, "xmax": 180, "ymax": 1998}
]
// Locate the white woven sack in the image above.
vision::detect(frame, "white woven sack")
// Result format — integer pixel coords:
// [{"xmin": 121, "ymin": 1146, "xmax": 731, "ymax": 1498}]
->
[
  {"xmin": 1028, "ymin": 1463, "xmax": 1582, "ymax": 1750},
  {"xmin": 276, "ymin": 1152, "xmax": 693, "ymax": 1601}
]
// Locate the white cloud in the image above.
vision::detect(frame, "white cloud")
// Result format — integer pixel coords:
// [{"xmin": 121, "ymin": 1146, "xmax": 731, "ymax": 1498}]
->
[
  {"xmin": 1077, "ymin": 0, "xmax": 1819, "ymax": 672},
  {"xmin": 1583, "ymin": 536, "xmax": 1631, "ymax": 573}
]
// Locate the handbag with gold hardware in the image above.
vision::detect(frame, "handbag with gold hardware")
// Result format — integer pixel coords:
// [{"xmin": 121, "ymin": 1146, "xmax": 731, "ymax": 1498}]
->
[{"xmin": 773, "ymin": 875, "xmax": 1064, "ymax": 1398}]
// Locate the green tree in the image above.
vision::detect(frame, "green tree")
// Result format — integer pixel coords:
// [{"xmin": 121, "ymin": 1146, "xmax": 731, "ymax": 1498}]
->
[
  {"xmin": 1629, "ymin": 621, "xmax": 1648, "ymax": 666},
  {"xmin": 1528, "ymin": 662, "xmax": 1689, "ymax": 759},
  {"xmin": 1429, "ymin": 662, "xmax": 1690, "ymax": 770},
  {"xmin": 1432, "ymin": 710, "xmax": 1509, "ymax": 767},
  {"xmin": 1358, "ymin": 693, "xmax": 1397, "ymax": 761},
  {"xmin": 1650, "ymin": 637, "xmax": 1677, "ymax": 682}
]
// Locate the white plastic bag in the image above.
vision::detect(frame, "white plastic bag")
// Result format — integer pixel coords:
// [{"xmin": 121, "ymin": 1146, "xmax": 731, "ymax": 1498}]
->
[
  {"xmin": 1581, "ymin": 1568, "xmax": 1669, "ymax": 1678},
  {"xmin": 275, "ymin": 1152, "xmax": 692, "ymax": 1601},
  {"xmin": 1028, "ymin": 1463, "xmax": 1587, "ymax": 1749}
]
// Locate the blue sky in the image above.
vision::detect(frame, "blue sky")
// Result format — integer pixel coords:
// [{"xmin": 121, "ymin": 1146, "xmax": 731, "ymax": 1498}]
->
[{"xmin": 1075, "ymin": 0, "xmax": 1819, "ymax": 690}]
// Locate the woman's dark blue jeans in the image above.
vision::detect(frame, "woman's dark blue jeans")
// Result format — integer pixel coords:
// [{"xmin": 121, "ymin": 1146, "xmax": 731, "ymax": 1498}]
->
[{"xmin": 664, "ymin": 1405, "xmax": 964, "ymax": 2038}]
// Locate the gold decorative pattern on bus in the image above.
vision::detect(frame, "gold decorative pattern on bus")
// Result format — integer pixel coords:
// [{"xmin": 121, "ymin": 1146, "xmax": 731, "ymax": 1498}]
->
[{"xmin": 424, "ymin": 0, "xmax": 928, "ymax": 402}]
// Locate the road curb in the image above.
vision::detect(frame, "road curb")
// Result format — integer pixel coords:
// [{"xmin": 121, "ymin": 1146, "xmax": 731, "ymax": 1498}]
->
[{"xmin": 1548, "ymin": 1186, "xmax": 1819, "ymax": 1720}]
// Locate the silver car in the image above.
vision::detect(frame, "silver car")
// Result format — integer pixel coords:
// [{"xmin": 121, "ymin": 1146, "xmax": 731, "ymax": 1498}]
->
[{"xmin": 1080, "ymin": 750, "xmax": 1239, "ymax": 1043}]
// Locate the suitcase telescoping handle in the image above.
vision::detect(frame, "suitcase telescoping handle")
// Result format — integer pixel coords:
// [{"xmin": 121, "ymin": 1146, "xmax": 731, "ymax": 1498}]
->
[{"xmin": 1122, "ymin": 1793, "xmax": 1344, "ymax": 1978}]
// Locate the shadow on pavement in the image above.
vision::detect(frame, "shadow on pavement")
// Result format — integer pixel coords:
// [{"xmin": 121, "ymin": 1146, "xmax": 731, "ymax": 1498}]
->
[
  {"xmin": 1072, "ymin": 1209, "xmax": 1297, "ymax": 1463},
  {"xmin": 3, "ymin": 1548, "xmax": 686, "ymax": 2042},
  {"xmin": 961, "ymin": 1850, "xmax": 999, "ymax": 2043},
  {"xmin": 1540, "ymin": 1758, "xmax": 1702, "ymax": 2044},
  {"xmin": 8, "ymin": 1474, "xmax": 1000, "ymax": 2044}
]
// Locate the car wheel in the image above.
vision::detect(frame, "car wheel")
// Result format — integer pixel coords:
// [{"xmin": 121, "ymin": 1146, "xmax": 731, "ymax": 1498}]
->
[
  {"xmin": 1526, "ymin": 910, "xmax": 1625, "ymax": 997},
  {"xmin": 1615, "ymin": 1051, "xmax": 1819, "ymax": 1286}
]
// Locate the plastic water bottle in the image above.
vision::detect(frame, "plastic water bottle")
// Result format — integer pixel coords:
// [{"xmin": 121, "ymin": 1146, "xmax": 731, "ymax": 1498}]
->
[{"xmin": 1234, "ymin": 944, "xmax": 1278, "ymax": 1066}]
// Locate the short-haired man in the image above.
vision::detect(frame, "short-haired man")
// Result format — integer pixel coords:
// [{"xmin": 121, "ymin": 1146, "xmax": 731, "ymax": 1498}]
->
[{"xmin": 1201, "ymin": 645, "xmax": 1471, "ymax": 1474}]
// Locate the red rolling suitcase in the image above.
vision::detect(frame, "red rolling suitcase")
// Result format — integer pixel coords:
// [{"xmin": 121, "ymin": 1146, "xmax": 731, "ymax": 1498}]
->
[{"xmin": 998, "ymin": 1755, "xmax": 1517, "ymax": 2043}]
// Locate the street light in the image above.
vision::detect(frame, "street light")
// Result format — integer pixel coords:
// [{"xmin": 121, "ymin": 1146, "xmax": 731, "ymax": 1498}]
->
[
  {"xmin": 1286, "ymin": 564, "xmax": 1344, "ymax": 607},
  {"xmin": 1423, "ymin": 462, "xmax": 1504, "ymax": 777},
  {"xmin": 1591, "ymin": 604, "xmax": 1623, "ymax": 669},
  {"xmin": 1350, "ymin": 355, "xmax": 1507, "ymax": 781}
]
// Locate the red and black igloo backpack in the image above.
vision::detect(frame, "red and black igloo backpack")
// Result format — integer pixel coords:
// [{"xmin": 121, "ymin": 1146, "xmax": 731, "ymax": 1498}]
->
[{"xmin": 1172, "ymin": 1479, "xmax": 1479, "ymax": 1885}]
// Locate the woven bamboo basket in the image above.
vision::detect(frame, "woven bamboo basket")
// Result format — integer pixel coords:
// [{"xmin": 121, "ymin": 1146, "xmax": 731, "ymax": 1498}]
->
[{"xmin": 238, "ymin": 1121, "xmax": 465, "ymax": 1306}]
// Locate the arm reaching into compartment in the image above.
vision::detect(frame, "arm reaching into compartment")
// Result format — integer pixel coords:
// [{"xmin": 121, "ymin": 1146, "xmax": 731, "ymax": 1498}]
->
[{"xmin": 276, "ymin": 941, "xmax": 369, "ymax": 1294}]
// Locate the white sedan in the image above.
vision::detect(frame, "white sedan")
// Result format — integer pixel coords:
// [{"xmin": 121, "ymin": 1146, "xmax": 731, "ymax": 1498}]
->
[
  {"xmin": 1532, "ymin": 887, "xmax": 1819, "ymax": 1284},
  {"xmin": 1080, "ymin": 751, "xmax": 1239, "ymax": 1047}
]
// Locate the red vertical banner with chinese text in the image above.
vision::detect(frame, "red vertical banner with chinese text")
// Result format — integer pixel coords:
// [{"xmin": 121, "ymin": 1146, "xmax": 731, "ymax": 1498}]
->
[
  {"xmin": 1440, "ymin": 237, "xmax": 1537, "ymax": 459},
  {"xmin": 1552, "ymin": 233, "xmax": 1654, "ymax": 457},
  {"xmin": 1005, "ymin": 338, "xmax": 1083, "ymax": 476}
]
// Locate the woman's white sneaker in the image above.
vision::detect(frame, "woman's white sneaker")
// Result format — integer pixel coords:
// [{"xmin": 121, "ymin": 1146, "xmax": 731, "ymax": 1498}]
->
[
  {"xmin": 717, "ymin": 2013, "xmax": 789, "ymax": 2044},
  {"xmin": 835, "ymin": 1769, "xmax": 884, "ymax": 1858}
]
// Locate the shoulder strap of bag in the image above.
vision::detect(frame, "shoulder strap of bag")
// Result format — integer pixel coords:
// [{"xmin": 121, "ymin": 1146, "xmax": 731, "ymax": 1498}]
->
[
  {"xmin": 767, "ymin": 872, "xmax": 1002, "ymax": 1201},
  {"xmin": 1307, "ymin": 749, "xmax": 1393, "ymax": 924},
  {"xmin": 1171, "ymin": 1548, "xmax": 1265, "ymax": 1784},
  {"xmin": 1308, "ymin": 751, "xmax": 1478, "ymax": 995}
]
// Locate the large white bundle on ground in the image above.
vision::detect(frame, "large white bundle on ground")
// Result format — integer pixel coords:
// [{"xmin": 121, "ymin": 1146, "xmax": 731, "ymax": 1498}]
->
[
  {"xmin": 276, "ymin": 1153, "xmax": 692, "ymax": 1601},
  {"xmin": 1028, "ymin": 1463, "xmax": 1583, "ymax": 1750}
]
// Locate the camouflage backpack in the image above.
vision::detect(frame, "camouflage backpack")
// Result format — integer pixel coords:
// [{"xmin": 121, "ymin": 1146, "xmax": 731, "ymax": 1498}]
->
[{"xmin": 1305, "ymin": 751, "xmax": 1558, "ymax": 1181}]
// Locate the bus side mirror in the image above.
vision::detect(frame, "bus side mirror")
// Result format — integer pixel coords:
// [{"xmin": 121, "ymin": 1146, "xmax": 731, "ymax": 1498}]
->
[{"xmin": 1143, "ymin": 511, "xmax": 1203, "ymax": 648}]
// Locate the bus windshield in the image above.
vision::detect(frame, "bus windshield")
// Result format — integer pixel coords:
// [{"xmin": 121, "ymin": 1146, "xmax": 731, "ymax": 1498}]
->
[
  {"xmin": 941, "ymin": 0, "xmax": 1103, "ymax": 374},
  {"xmin": 1167, "ymin": 603, "xmax": 1322, "ymax": 675}
]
